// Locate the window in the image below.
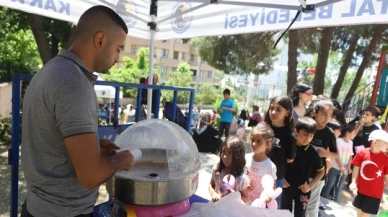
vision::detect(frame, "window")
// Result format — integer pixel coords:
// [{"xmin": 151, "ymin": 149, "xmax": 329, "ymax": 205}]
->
[
  {"xmin": 131, "ymin": 45, "xmax": 137, "ymax": 54},
  {"xmin": 162, "ymin": 49, "xmax": 169, "ymax": 58},
  {"xmin": 160, "ymin": 67, "xmax": 167, "ymax": 75},
  {"xmin": 173, "ymin": 51, "xmax": 179, "ymax": 60},
  {"xmin": 175, "ymin": 38, "xmax": 180, "ymax": 43},
  {"xmin": 181, "ymin": 53, "xmax": 185, "ymax": 60},
  {"xmin": 191, "ymin": 69, "xmax": 197, "ymax": 76},
  {"xmin": 172, "ymin": 67, "xmax": 177, "ymax": 72},
  {"xmin": 190, "ymin": 54, "xmax": 195, "ymax": 61},
  {"xmin": 199, "ymin": 70, "xmax": 204, "ymax": 78},
  {"xmin": 207, "ymin": 71, "xmax": 212, "ymax": 78}
]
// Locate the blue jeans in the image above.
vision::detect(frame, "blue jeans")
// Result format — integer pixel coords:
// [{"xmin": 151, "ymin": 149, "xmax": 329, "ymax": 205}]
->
[
  {"xmin": 322, "ymin": 168, "xmax": 340, "ymax": 200},
  {"xmin": 333, "ymin": 173, "xmax": 347, "ymax": 202},
  {"xmin": 276, "ymin": 179, "xmax": 284, "ymax": 207}
]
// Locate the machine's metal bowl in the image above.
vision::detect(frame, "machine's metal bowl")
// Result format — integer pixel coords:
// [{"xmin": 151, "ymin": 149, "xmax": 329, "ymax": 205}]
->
[
  {"xmin": 106, "ymin": 171, "xmax": 199, "ymax": 206},
  {"xmin": 106, "ymin": 149, "xmax": 200, "ymax": 206}
]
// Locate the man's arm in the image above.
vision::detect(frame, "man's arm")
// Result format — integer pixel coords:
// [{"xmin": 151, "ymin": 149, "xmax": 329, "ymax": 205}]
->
[{"xmin": 65, "ymin": 133, "xmax": 131, "ymax": 190}]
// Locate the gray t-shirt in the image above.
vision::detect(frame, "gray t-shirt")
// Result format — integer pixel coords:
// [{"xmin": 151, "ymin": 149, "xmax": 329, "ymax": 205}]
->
[{"xmin": 21, "ymin": 49, "xmax": 99, "ymax": 217}]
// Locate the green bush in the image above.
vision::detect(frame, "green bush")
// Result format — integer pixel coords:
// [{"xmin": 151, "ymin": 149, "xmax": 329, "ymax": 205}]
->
[{"xmin": 0, "ymin": 116, "xmax": 12, "ymax": 147}]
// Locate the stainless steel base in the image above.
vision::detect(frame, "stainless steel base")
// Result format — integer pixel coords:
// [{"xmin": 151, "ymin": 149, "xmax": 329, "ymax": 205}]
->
[{"xmin": 106, "ymin": 172, "xmax": 199, "ymax": 206}]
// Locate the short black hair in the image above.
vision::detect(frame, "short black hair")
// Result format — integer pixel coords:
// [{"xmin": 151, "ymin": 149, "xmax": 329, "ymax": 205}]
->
[
  {"xmin": 340, "ymin": 123, "xmax": 356, "ymax": 138},
  {"xmin": 363, "ymin": 106, "xmax": 381, "ymax": 118},
  {"xmin": 223, "ymin": 89, "xmax": 231, "ymax": 95},
  {"xmin": 327, "ymin": 119, "xmax": 342, "ymax": 130},
  {"xmin": 295, "ymin": 116, "xmax": 317, "ymax": 134},
  {"xmin": 78, "ymin": 5, "xmax": 128, "ymax": 34}
]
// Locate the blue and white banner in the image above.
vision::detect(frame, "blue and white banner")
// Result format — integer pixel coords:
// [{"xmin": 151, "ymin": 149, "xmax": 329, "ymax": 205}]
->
[{"xmin": 2, "ymin": 0, "xmax": 388, "ymax": 39}]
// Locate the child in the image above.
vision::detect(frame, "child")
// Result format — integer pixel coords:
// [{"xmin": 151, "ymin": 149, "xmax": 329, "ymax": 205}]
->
[
  {"xmin": 245, "ymin": 122, "xmax": 277, "ymax": 204},
  {"xmin": 236, "ymin": 119, "xmax": 245, "ymax": 140},
  {"xmin": 218, "ymin": 89, "xmax": 236, "ymax": 139},
  {"xmin": 353, "ymin": 106, "xmax": 381, "ymax": 154},
  {"xmin": 322, "ymin": 124, "xmax": 355, "ymax": 202},
  {"xmin": 264, "ymin": 95, "xmax": 296, "ymax": 205},
  {"xmin": 281, "ymin": 117, "xmax": 325, "ymax": 217},
  {"xmin": 209, "ymin": 137, "xmax": 249, "ymax": 202},
  {"xmin": 350, "ymin": 130, "xmax": 388, "ymax": 217},
  {"xmin": 327, "ymin": 120, "xmax": 342, "ymax": 139},
  {"xmin": 306, "ymin": 99, "xmax": 339, "ymax": 217}
]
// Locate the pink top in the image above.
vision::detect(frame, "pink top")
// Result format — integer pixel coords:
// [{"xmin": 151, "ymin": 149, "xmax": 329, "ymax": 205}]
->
[
  {"xmin": 236, "ymin": 128, "xmax": 245, "ymax": 140},
  {"xmin": 211, "ymin": 164, "xmax": 249, "ymax": 194}
]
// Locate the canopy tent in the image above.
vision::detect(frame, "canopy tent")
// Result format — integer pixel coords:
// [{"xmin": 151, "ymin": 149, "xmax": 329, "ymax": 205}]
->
[
  {"xmin": 3, "ymin": 0, "xmax": 386, "ymax": 118},
  {"xmin": 94, "ymin": 74, "xmax": 124, "ymax": 99}
]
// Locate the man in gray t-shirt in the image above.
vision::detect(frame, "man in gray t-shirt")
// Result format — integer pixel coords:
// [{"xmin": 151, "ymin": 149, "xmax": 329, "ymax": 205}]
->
[{"xmin": 21, "ymin": 6, "xmax": 134, "ymax": 217}]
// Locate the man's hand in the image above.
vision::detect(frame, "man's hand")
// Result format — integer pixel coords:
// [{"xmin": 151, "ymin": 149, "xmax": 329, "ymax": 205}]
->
[
  {"xmin": 99, "ymin": 138, "xmax": 120, "ymax": 157},
  {"xmin": 298, "ymin": 181, "xmax": 312, "ymax": 193},
  {"xmin": 347, "ymin": 166, "xmax": 352, "ymax": 174},
  {"xmin": 326, "ymin": 158, "xmax": 332, "ymax": 170},
  {"xmin": 212, "ymin": 192, "xmax": 221, "ymax": 202},
  {"xmin": 115, "ymin": 150, "xmax": 134, "ymax": 171}
]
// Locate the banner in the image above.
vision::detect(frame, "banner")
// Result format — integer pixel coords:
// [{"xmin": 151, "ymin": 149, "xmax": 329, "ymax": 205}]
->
[{"xmin": 1, "ymin": 0, "xmax": 388, "ymax": 40}]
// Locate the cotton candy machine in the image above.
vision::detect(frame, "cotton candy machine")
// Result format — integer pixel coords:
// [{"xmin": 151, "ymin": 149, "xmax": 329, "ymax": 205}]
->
[{"xmin": 105, "ymin": 119, "xmax": 202, "ymax": 216}]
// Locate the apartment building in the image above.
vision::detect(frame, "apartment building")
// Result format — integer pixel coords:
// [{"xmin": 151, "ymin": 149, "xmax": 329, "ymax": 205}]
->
[{"xmin": 119, "ymin": 36, "xmax": 220, "ymax": 88}]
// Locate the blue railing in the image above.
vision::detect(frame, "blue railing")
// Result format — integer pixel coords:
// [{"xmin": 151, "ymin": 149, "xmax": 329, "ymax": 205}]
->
[{"xmin": 9, "ymin": 74, "xmax": 195, "ymax": 217}]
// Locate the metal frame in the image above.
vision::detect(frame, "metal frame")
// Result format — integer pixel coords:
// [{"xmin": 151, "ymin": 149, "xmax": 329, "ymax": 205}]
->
[{"xmin": 9, "ymin": 74, "xmax": 195, "ymax": 217}]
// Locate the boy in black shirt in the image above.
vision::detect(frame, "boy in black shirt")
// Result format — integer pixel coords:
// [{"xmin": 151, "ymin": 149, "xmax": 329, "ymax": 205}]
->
[
  {"xmin": 353, "ymin": 106, "xmax": 381, "ymax": 154},
  {"xmin": 282, "ymin": 117, "xmax": 324, "ymax": 217}
]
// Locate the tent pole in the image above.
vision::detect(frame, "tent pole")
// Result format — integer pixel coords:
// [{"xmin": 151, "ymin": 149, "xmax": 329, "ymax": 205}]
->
[
  {"xmin": 147, "ymin": 0, "xmax": 158, "ymax": 120},
  {"xmin": 147, "ymin": 21, "xmax": 155, "ymax": 120}
]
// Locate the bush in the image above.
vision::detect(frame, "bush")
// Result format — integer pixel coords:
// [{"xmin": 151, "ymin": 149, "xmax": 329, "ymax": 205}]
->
[{"xmin": 0, "ymin": 116, "xmax": 12, "ymax": 147}]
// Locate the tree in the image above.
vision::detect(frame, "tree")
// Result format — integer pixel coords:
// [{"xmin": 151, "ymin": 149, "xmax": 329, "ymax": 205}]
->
[
  {"xmin": 215, "ymin": 71, "xmax": 225, "ymax": 80},
  {"xmin": 330, "ymin": 28, "xmax": 361, "ymax": 99},
  {"xmin": 287, "ymin": 30, "xmax": 299, "ymax": 94},
  {"xmin": 192, "ymin": 33, "xmax": 280, "ymax": 75},
  {"xmin": 197, "ymin": 83, "xmax": 217, "ymax": 105},
  {"xmin": 3, "ymin": 7, "xmax": 74, "ymax": 64},
  {"xmin": 312, "ymin": 27, "xmax": 336, "ymax": 95},
  {"xmin": 344, "ymin": 25, "xmax": 388, "ymax": 106},
  {"xmin": 162, "ymin": 62, "xmax": 193, "ymax": 103},
  {"xmin": 0, "ymin": 7, "xmax": 41, "ymax": 81},
  {"xmin": 102, "ymin": 47, "xmax": 158, "ymax": 98}
]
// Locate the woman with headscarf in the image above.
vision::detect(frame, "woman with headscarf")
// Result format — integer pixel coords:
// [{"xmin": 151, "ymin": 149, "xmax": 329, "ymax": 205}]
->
[
  {"xmin": 290, "ymin": 83, "xmax": 313, "ymax": 124},
  {"xmin": 192, "ymin": 113, "xmax": 222, "ymax": 153},
  {"xmin": 247, "ymin": 105, "xmax": 262, "ymax": 127}
]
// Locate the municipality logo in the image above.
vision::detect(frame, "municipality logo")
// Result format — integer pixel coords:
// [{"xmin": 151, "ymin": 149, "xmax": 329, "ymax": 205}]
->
[
  {"xmin": 171, "ymin": 3, "xmax": 193, "ymax": 34},
  {"xmin": 99, "ymin": 0, "xmax": 138, "ymax": 29}
]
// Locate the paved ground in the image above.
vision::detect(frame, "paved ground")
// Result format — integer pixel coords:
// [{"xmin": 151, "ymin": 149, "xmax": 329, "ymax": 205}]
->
[{"xmin": 1, "ymin": 145, "xmax": 387, "ymax": 217}]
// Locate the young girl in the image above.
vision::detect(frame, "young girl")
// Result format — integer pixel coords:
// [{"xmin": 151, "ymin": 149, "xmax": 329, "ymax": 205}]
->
[
  {"xmin": 264, "ymin": 96, "xmax": 296, "ymax": 205},
  {"xmin": 236, "ymin": 119, "xmax": 245, "ymax": 140},
  {"xmin": 323, "ymin": 124, "xmax": 355, "ymax": 202},
  {"xmin": 306, "ymin": 99, "xmax": 339, "ymax": 217},
  {"xmin": 245, "ymin": 122, "xmax": 277, "ymax": 204},
  {"xmin": 209, "ymin": 137, "xmax": 249, "ymax": 202}
]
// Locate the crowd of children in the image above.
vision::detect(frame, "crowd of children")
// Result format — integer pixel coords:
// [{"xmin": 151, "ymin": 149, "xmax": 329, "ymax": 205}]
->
[{"xmin": 206, "ymin": 85, "xmax": 388, "ymax": 217}]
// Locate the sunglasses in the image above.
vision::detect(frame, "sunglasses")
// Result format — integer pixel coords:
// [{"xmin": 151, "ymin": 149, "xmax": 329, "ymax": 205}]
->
[{"xmin": 304, "ymin": 91, "xmax": 313, "ymax": 95}]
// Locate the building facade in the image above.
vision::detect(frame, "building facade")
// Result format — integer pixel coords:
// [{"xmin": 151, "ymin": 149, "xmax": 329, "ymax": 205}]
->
[{"xmin": 119, "ymin": 36, "xmax": 220, "ymax": 88}]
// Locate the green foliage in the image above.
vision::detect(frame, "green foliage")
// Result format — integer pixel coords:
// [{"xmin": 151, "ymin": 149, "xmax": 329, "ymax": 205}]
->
[
  {"xmin": 162, "ymin": 62, "xmax": 193, "ymax": 103},
  {"xmin": 102, "ymin": 47, "xmax": 159, "ymax": 98},
  {"xmin": 215, "ymin": 71, "xmax": 225, "ymax": 79},
  {"xmin": 197, "ymin": 83, "xmax": 217, "ymax": 105},
  {"xmin": 0, "ymin": 116, "xmax": 12, "ymax": 147},
  {"xmin": 191, "ymin": 33, "xmax": 280, "ymax": 75},
  {"xmin": 0, "ymin": 7, "xmax": 41, "ymax": 81}
]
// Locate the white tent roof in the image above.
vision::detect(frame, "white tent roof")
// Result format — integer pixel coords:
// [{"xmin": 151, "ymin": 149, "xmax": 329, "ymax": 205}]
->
[
  {"xmin": 94, "ymin": 74, "xmax": 123, "ymax": 99},
  {"xmin": 2, "ymin": 0, "xmax": 386, "ymax": 40}
]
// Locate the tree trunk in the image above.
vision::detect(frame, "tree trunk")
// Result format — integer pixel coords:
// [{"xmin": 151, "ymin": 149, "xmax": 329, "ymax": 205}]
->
[
  {"xmin": 28, "ymin": 14, "xmax": 53, "ymax": 64},
  {"xmin": 51, "ymin": 36, "xmax": 59, "ymax": 58},
  {"xmin": 287, "ymin": 30, "xmax": 299, "ymax": 94},
  {"xmin": 330, "ymin": 34, "xmax": 360, "ymax": 99},
  {"xmin": 313, "ymin": 27, "xmax": 336, "ymax": 95},
  {"xmin": 64, "ymin": 26, "xmax": 76, "ymax": 49},
  {"xmin": 344, "ymin": 25, "xmax": 387, "ymax": 105}
]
